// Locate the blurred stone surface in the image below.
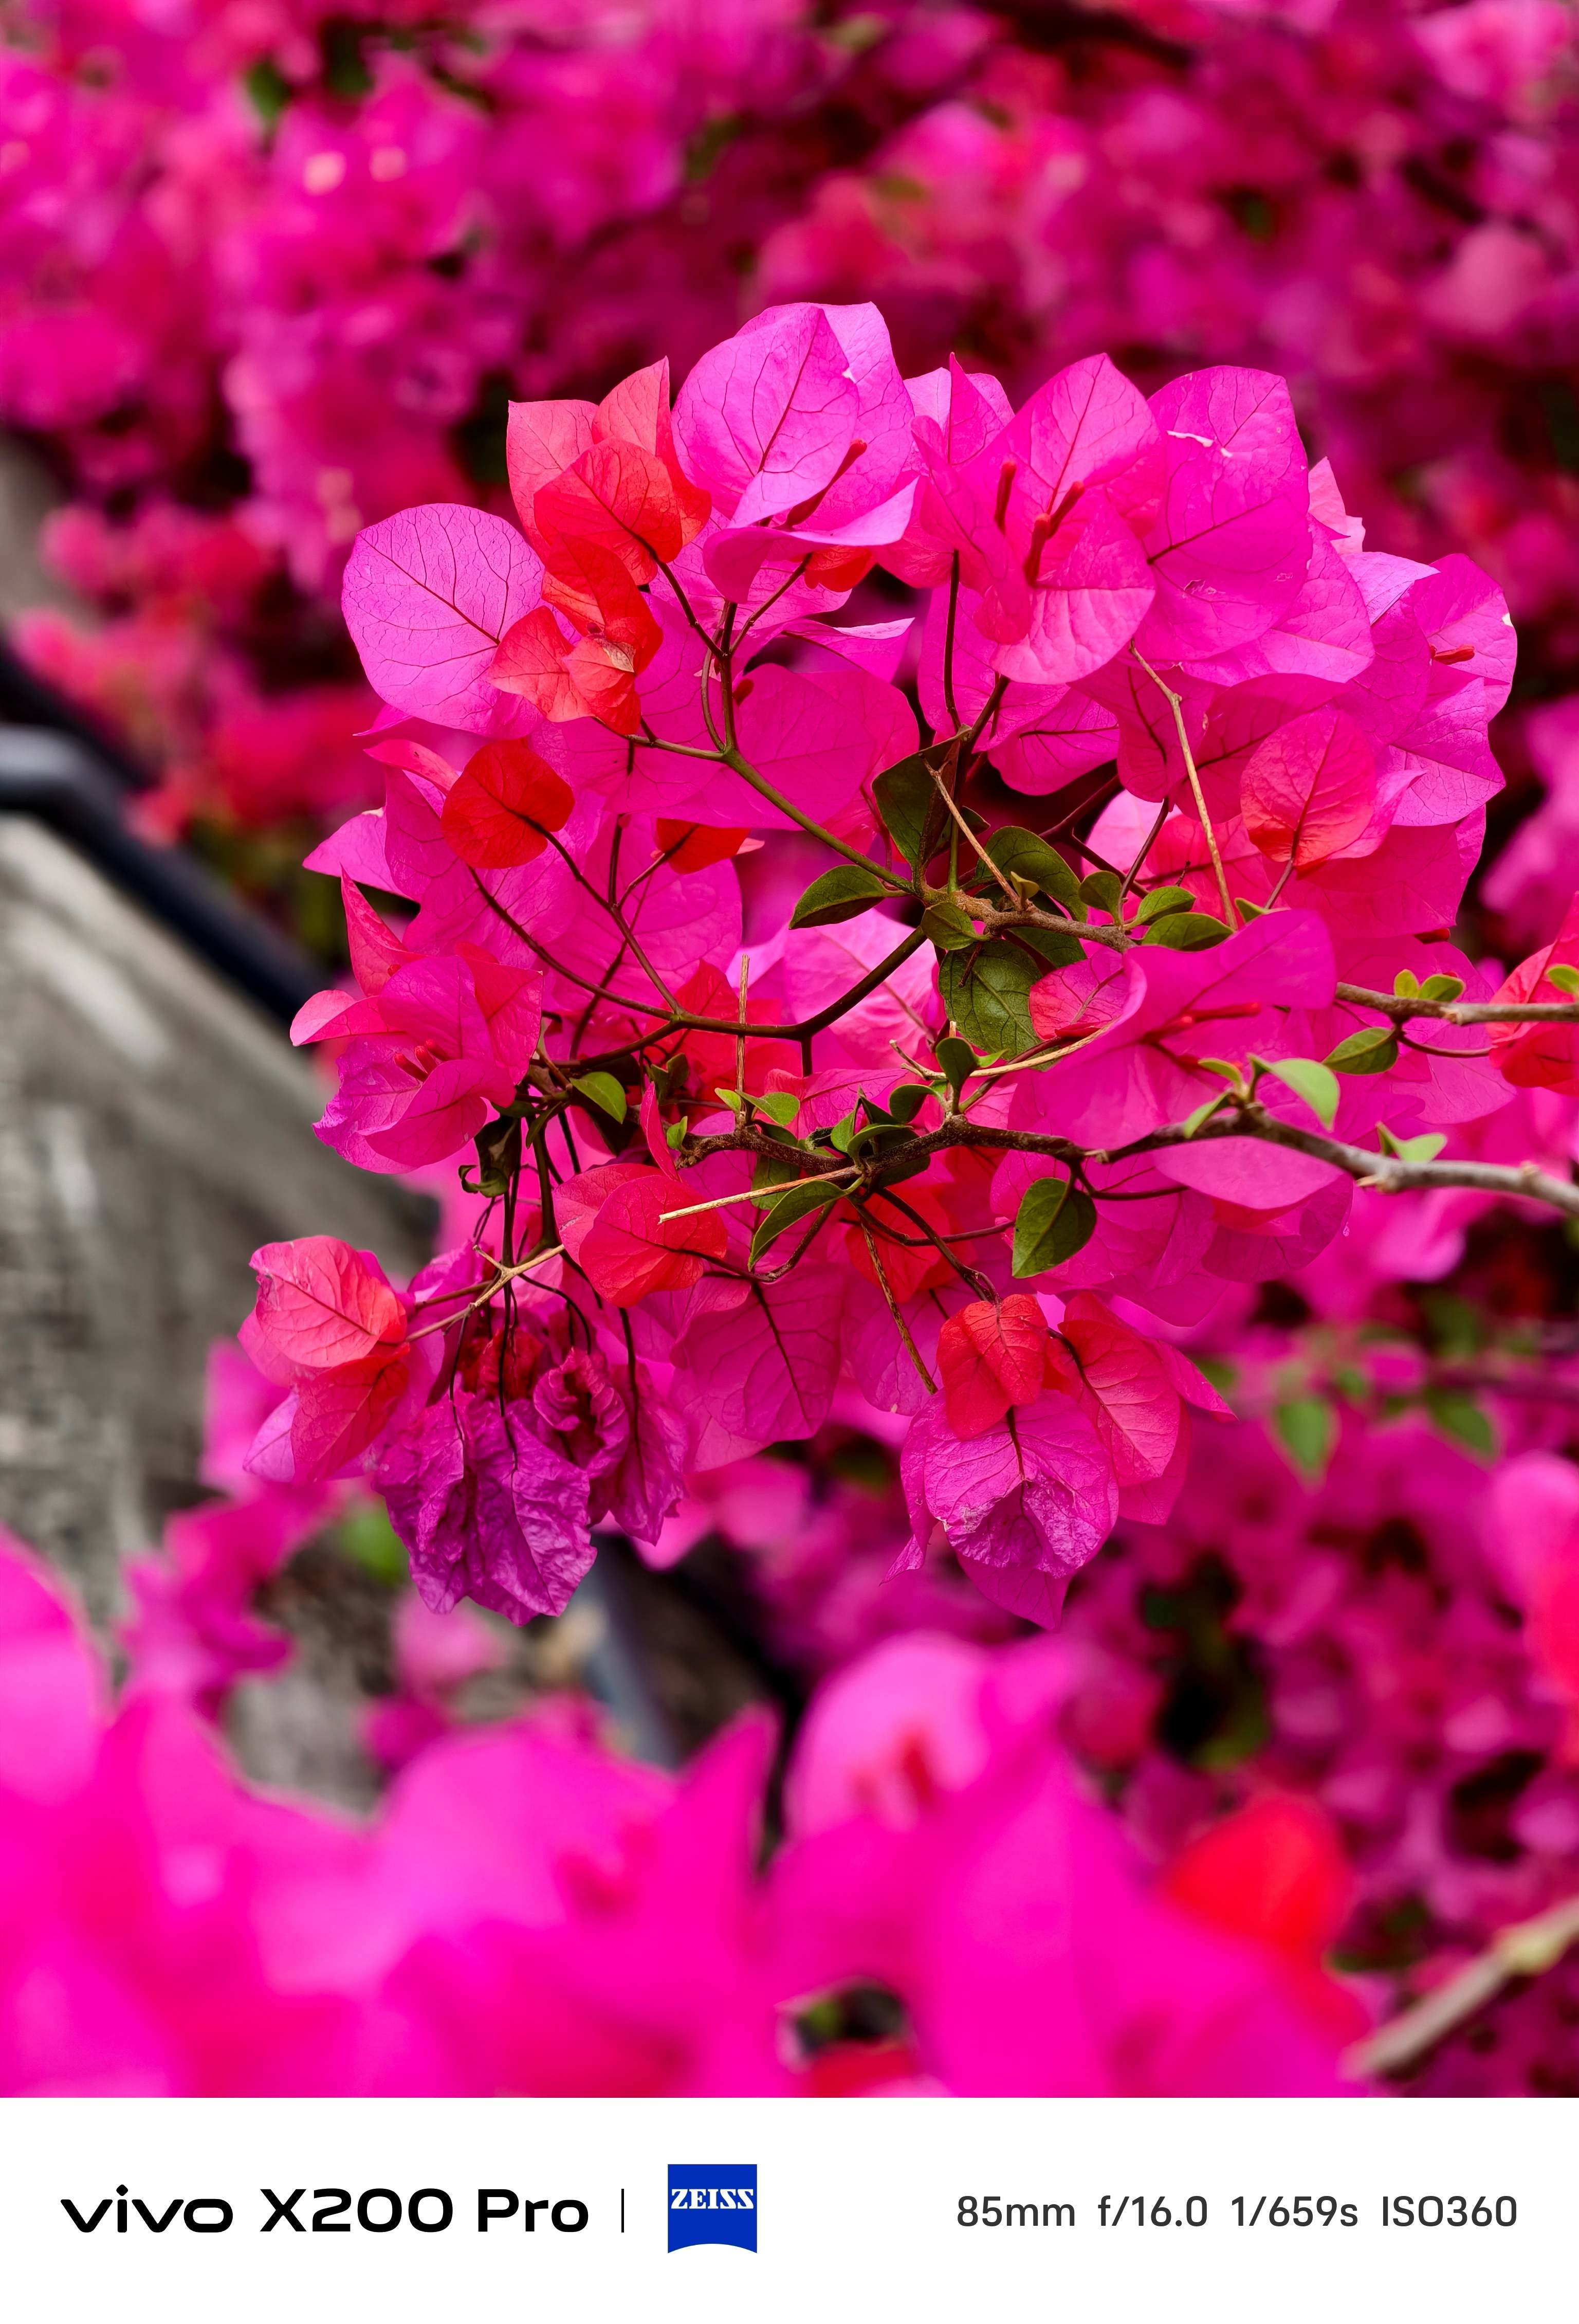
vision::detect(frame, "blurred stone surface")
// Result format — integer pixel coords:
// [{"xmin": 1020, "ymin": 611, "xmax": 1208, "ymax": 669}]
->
[
  {"xmin": 0, "ymin": 438, "xmax": 76, "ymax": 625},
  {"xmin": 0, "ymin": 443, "xmax": 774, "ymax": 1811},
  {"xmin": 0, "ymin": 810, "xmax": 432, "ymax": 1626}
]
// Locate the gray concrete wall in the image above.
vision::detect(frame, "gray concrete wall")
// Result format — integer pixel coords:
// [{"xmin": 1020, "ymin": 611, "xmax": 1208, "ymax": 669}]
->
[{"xmin": 0, "ymin": 810, "xmax": 432, "ymax": 1622}]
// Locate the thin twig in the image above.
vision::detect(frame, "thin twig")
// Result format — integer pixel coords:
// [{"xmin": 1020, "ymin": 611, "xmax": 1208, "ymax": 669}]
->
[
  {"xmin": 942, "ymin": 553, "xmax": 962, "ymax": 732},
  {"xmin": 1347, "ymin": 1895, "xmax": 1579, "ymax": 2080},
  {"xmin": 1336, "ymin": 983, "xmax": 1579, "ymax": 1027},
  {"xmin": 927, "ymin": 755, "xmax": 1019, "ymax": 905},
  {"xmin": 1118, "ymin": 796, "xmax": 1170, "ymax": 906},
  {"xmin": 1130, "ymin": 647, "xmax": 1237, "ymax": 929},
  {"xmin": 721, "ymin": 742, "xmax": 911, "ymax": 887},
  {"xmin": 658, "ymin": 1170, "xmax": 857, "ymax": 1224},
  {"xmin": 857, "ymin": 1213, "xmax": 937, "ymax": 1391},
  {"xmin": 1116, "ymin": 1106, "xmax": 1579, "ymax": 1221},
  {"xmin": 405, "ymin": 1243, "xmax": 568, "ymax": 1341}
]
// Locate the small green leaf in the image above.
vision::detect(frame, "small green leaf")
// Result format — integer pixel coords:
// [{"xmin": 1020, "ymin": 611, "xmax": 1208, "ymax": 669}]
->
[
  {"xmin": 938, "ymin": 928, "xmax": 1082, "ymax": 1056},
  {"xmin": 790, "ymin": 862, "xmax": 894, "ymax": 929},
  {"xmin": 920, "ymin": 898, "xmax": 980, "ymax": 951},
  {"xmin": 934, "ymin": 1035, "xmax": 979, "ymax": 1097},
  {"xmin": 1273, "ymin": 1395, "xmax": 1336, "ymax": 1480},
  {"xmin": 1144, "ymin": 911, "xmax": 1230, "ymax": 950},
  {"xmin": 243, "ymin": 55, "xmax": 292, "ymax": 128},
  {"xmin": 749, "ymin": 1175, "xmax": 844, "ymax": 1264},
  {"xmin": 750, "ymin": 1151, "xmax": 803, "ymax": 1194},
  {"xmin": 1324, "ymin": 1025, "xmax": 1399, "ymax": 1075},
  {"xmin": 887, "ymin": 1082, "xmax": 934, "ymax": 1123},
  {"xmin": 1132, "ymin": 884, "xmax": 1196, "ymax": 925},
  {"xmin": 1012, "ymin": 1175, "xmax": 1098, "ymax": 1275},
  {"xmin": 646, "ymin": 1054, "xmax": 689, "ymax": 1106},
  {"xmin": 1262, "ymin": 1056, "xmax": 1339, "ymax": 1129},
  {"xmin": 1418, "ymin": 973, "xmax": 1465, "ymax": 1004},
  {"xmin": 752, "ymin": 1090, "xmax": 801, "ymax": 1129},
  {"xmin": 571, "ymin": 1071, "xmax": 626, "ymax": 1123},
  {"xmin": 1235, "ymin": 896, "xmax": 1270, "ymax": 920},
  {"xmin": 470, "ymin": 1113, "xmax": 522, "ymax": 1197},
  {"xmin": 1546, "ymin": 963, "xmax": 1579, "ymax": 998},
  {"xmin": 1393, "ymin": 969, "xmax": 1421, "ymax": 998},
  {"xmin": 1423, "ymin": 1385, "xmax": 1495, "ymax": 1460},
  {"xmin": 1376, "ymin": 1123, "xmax": 1446, "ymax": 1162},
  {"xmin": 847, "ymin": 1118, "xmax": 919, "ymax": 1164},
  {"xmin": 976, "ymin": 827, "xmax": 1085, "ymax": 916},
  {"xmin": 1197, "ymin": 1057, "xmax": 1245, "ymax": 1085},
  {"xmin": 1078, "ymin": 867, "xmax": 1123, "ymax": 917},
  {"xmin": 337, "ymin": 1498, "xmax": 409, "ymax": 1587},
  {"xmin": 664, "ymin": 1118, "xmax": 688, "ymax": 1149},
  {"xmin": 825, "ymin": 1107, "xmax": 860, "ymax": 1154},
  {"xmin": 1180, "ymin": 1092, "xmax": 1232, "ymax": 1137},
  {"xmin": 1417, "ymin": 1288, "xmax": 1484, "ymax": 1360},
  {"xmin": 873, "ymin": 750, "xmax": 963, "ymax": 870}
]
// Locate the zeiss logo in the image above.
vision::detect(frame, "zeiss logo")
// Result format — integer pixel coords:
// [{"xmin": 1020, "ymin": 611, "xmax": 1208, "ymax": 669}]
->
[{"xmin": 667, "ymin": 2165, "xmax": 757, "ymax": 2253}]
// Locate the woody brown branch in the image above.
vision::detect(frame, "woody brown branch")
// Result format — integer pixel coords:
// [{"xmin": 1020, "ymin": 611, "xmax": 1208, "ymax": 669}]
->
[{"xmin": 1336, "ymin": 982, "xmax": 1579, "ymax": 1025}]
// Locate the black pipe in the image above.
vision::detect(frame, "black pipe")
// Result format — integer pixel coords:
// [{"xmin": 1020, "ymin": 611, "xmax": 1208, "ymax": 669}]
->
[
  {"xmin": 0, "ymin": 639, "xmax": 154, "ymax": 791},
  {"xmin": 0, "ymin": 727, "xmax": 320, "ymax": 1024}
]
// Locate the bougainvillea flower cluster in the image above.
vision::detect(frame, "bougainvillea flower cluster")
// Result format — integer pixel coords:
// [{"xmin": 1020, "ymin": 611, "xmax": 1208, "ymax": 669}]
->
[{"xmin": 226, "ymin": 301, "xmax": 1573, "ymax": 1663}]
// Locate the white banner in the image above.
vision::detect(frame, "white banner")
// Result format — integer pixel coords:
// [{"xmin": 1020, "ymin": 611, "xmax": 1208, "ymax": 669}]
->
[{"xmin": 6, "ymin": 2096, "xmax": 1568, "ymax": 2322}]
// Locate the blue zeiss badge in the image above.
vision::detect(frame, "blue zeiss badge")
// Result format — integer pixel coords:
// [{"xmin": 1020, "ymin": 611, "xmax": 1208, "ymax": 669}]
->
[{"xmin": 667, "ymin": 2165, "xmax": 758, "ymax": 2253}]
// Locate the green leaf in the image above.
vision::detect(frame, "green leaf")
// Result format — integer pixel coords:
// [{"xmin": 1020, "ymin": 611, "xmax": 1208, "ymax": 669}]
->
[
  {"xmin": 749, "ymin": 1175, "xmax": 844, "ymax": 1264},
  {"xmin": 750, "ymin": 1151, "xmax": 803, "ymax": 1195},
  {"xmin": 847, "ymin": 1118, "xmax": 919, "ymax": 1165},
  {"xmin": 825, "ymin": 1106, "xmax": 859, "ymax": 1154},
  {"xmin": 938, "ymin": 929, "xmax": 1082, "ymax": 1057},
  {"xmin": 976, "ymin": 827, "xmax": 1085, "ymax": 916},
  {"xmin": 1419, "ymin": 973, "xmax": 1465, "ymax": 1004},
  {"xmin": 571, "ymin": 1070, "xmax": 626, "ymax": 1123},
  {"xmin": 1235, "ymin": 896, "xmax": 1270, "ymax": 920},
  {"xmin": 1417, "ymin": 1288, "xmax": 1484, "ymax": 1360},
  {"xmin": 1143, "ymin": 911, "xmax": 1230, "ymax": 950},
  {"xmin": 664, "ymin": 1117, "xmax": 688, "ymax": 1149},
  {"xmin": 1012, "ymin": 1175, "xmax": 1097, "ymax": 1275},
  {"xmin": 646, "ymin": 1054, "xmax": 689, "ymax": 1106},
  {"xmin": 1393, "ymin": 969, "xmax": 1421, "ymax": 998},
  {"xmin": 1132, "ymin": 884, "xmax": 1196, "ymax": 925},
  {"xmin": 873, "ymin": 750, "xmax": 953, "ymax": 870},
  {"xmin": 1078, "ymin": 868, "xmax": 1123, "ymax": 917},
  {"xmin": 934, "ymin": 1035, "xmax": 979, "ymax": 1097},
  {"xmin": 243, "ymin": 55, "xmax": 292, "ymax": 129},
  {"xmin": 887, "ymin": 1082, "xmax": 934, "ymax": 1123},
  {"xmin": 920, "ymin": 898, "xmax": 980, "ymax": 951},
  {"xmin": 1324, "ymin": 1025, "xmax": 1399, "ymax": 1075},
  {"xmin": 1423, "ymin": 1385, "xmax": 1495, "ymax": 1460},
  {"xmin": 337, "ymin": 1499, "xmax": 409, "ymax": 1587},
  {"xmin": 752, "ymin": 1090, "xmax": 801, "ymax": 1129},
  {"xmin": 1375, "ymin": 1123, "xmax": 1446, "ymax": 1163},
  {"xmin": 1262, "ymin": 1056, "xmax": 1339, "ymax": 1129},
  {"xmin": 1180, "ymin": 1092, "xmax": 1232, "ymax": 1137},
  {"xmin": 1273, "ymin": 1395, "xmax": 1336, "ymax": 1480},
  {"xmin": 790, "ymin": 862, "xmax": 894, "ymax": 929},
  {"xmin": 1546, "ymin": 963, "xmax": 1579, "ymax": 998},
  {"xmin": 470, "ymin": 1113, "xmax": 522, "ymax": 1197}
]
